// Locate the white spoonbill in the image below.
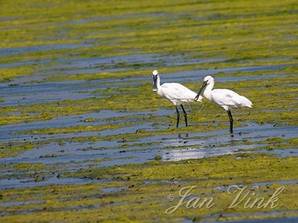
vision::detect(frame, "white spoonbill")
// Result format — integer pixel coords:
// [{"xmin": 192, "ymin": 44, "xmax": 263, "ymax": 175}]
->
[
  {"xmin": 194, "ymin": 76, "xmax": 252, "ymax": 135},
  {"xmin": 152, "ymin": 70, "xmax": 202, "ymax": 128}
]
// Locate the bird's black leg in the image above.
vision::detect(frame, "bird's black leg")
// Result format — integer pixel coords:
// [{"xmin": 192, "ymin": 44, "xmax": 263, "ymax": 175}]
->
[
  {"xmin": 175, "ymin": 106, "xmax": 180, "ymax": 128},
  {"xmin": 227, "ymin": 110, "xmax": 234, "ymax": 135},
  {"xmin": 180, "ymin": 105, "xmax": 188, "ymax": 127}
]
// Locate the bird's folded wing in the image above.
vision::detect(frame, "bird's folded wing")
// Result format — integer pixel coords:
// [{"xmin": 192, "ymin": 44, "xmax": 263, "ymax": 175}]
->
[
  {"xmin": 161, "ymin": 83, "xmax": 197, "ymax": 101},
  {"xmin": 212, "ymin": 89, "xmax": 252, "ymax": 108}
]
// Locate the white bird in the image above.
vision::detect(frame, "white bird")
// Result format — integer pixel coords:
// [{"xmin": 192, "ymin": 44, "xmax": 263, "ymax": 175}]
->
[
  {"xmin": 152, "ymin": 70, "xmax": 202, "ymax": 128},
  {"xmin": 194, "ymin": 76, "xmax": 252, "ymax": 135}
]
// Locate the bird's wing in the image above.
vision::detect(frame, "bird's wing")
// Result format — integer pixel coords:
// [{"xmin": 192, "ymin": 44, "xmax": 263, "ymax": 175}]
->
[
  {"xmin": 161, "ymin": 83, "xmax": 197, "ymax": 102},
  {"xmin": 212, "ymin": 89, "xmax": 252, "ymax": 108}
]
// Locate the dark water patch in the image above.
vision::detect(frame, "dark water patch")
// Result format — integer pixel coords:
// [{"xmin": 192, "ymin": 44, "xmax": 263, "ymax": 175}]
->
[
  {"xmin": 0, "ymin": 114, "xmax": 98, "ymax": 142},
  {"xmin": 1, "ymin": 140, "xmax": 117, "ymax": 164},
  {"xmin": 99, "ymin": 154, "xmax": 154, "ymax": 167},
  {"xmin": 100, "ymin": 122, "xmax": 155, "ymax": 137},
  {"xmin": 41, "ymin": 54, "xmax": 225, "ymax": 77},
  {"xmin": 0, "ymin": 16, "xmax": 19, "ymax": 23},
  {"xmin": 38, "ymin": 54, "xmax": 139, "ymax": 78},
  {"xmin": 101, "ymin": 186, "xmax": 126, "ymax": 194},
  {"xmin": 139, "ymin": 123, "xmax": 298, "ymax": 149},
  {"xmin": 0, "ymin": 109, "xmax": 171, "ymax": 143},
  {"xmin": 253, "ymin": 179, "xmax": 298, "ymax": 187},
  {"xmin": 84, "ymin": 63, "xmax": 285, "ymax": 91},
  {"xmin": 0, "ymin": 61, "xmax": 281, "ymax": 107},
  {"xmin": 36, "ymin": 123, "xmax": 298, "ymax": 165},
  {"xmin": 214, "ymin": 215, "xmax": 298, "ymax": 223},
  {"xmin": 0, "ymin": 200, "xmax": 43, "ymax": 208},
  {"xmin": 161, "ymin": 145, "xmax": 254, "ymax": 161},
  {"xmin": 2, "ymin": 123, "xmax": 297, "ymax": 168},
  {"xmin": 0, "ymin": 138, "xmax": 152, "ymax": 169},
  {"xmin": 140, "ymin": 123, "xmax": 298, "ymax": 162},
  {"xmin": 1, "ymin": 122, "xmax": 297, "ymax": 189},
  {"xmin": 0, "ymin": 110, "xmax": 136, "ymax": 139},
  {"xmin": 0, "ymin": 80, "xmax": 97, "ymax": 106},
  {"xmin": 0, "ymin": 176, "xmax": 100, "ymax": 190},
  {"xmin": 162, "ymin": 64, "xmax": 286, "ymax": 84},
  {"xmin": 0, "ymin": 89, "xmax": 92, "ymax": 106},
  {"xmin": 0, "ymin": 43, "xmax": 90, "ymax": 57},
  {"xmin": 265, "ymin": 148, "xmax": 298, "ymax": 158},
  {"xmin": 0, "ymin": 58, "xmax": 52, "ymax": 69}
]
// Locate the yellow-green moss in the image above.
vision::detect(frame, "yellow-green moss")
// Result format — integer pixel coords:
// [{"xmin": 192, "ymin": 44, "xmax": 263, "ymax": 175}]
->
[
  {"xmin": 0, "ymin": 142, "xmax": 35, "ymax": 158},
  {"xmin": 0, "ymin": 66, "xmax": 35, "ymax": 82}
]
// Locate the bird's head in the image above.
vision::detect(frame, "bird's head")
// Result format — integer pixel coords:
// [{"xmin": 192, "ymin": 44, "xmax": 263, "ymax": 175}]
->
[
  {"xmin": 152, "ymin": 70, "xmax": 159, "ymax": 92},
  {"xmin": 194, "ymin": 75, "xmax": 214, "ymax": 101},
  {"xmin": 203, "ymin": 75, "xmax": 214, "ymax": 85}
]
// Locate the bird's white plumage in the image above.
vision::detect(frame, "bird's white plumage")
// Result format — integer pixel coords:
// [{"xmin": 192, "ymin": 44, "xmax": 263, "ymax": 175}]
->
[
  {"xmin": 200, "ymin": 76, "xmax": 252, "ymax": 111},
  {"xmin": 152, "ymin": 70, "xmax": 202, "ymax": 128},
  {"xmin": 158, "ymin": 83, "xmax": 198, "ymax": 105},
  {"xmin": 152, "ymin": 70, "xmax": 202, "ymax": 105},
  {"xmin": 195, "ymin": 75, "xmax": 253, "ymax": 134},
  {"xmin": 210, "ymin": 89, "xmax": 252, "ymax": 111}
]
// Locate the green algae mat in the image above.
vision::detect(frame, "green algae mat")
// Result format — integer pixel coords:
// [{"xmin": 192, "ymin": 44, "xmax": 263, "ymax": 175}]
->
[{"xmin": 0, "ymin": 0, "xmax": 298, "ymax": 222}]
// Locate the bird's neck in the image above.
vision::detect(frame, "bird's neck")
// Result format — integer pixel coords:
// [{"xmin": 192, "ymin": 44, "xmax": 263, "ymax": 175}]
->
[
  {"xmin": 203, "ymin": 82, "xmax": 214, "ymax": 100},
  {"xmin": 156, "ymin": 75, "xmax": 161, "ymax": 89}
]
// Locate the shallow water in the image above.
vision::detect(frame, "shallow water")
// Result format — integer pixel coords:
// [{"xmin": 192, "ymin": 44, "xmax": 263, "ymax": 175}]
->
[
  {"xmin": 0, "ymin": 176, "xmax": 99, "ymax": 190},
  {"xmin": 0, "ymin": 60, "xmax": 287, "ymax": 106},
  {"xmin": 1, "ymin": 69, "xmax": 297, "ymax": 193},
  {"xmin": 1, "ymin": 121, "xmax": 297, "ymax": 190},
  {"xmin": 0, "ymin": 43, "xmax": 90, "ymax": 57}
]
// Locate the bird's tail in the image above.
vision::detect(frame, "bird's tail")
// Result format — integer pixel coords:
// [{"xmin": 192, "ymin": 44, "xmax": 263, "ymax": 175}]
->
[{"xmin": 240, "ymin": 96, "xmax": 253, "ymax": 108}]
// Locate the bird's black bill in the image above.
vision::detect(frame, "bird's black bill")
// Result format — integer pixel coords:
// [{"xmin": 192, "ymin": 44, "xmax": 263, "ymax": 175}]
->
[
  {"xmin": 195, "ymin": 81, "xmax": 207, "ymax": 100},
  {"xmin": 152, "ymin": 75, "xmax": 158, "ymax": 91}
]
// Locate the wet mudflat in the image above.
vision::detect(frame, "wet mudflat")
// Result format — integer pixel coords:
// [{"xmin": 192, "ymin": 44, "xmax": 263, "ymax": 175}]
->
[{"xmin": 0, "ymin": 0, "xmax": 298, "ymax": 222}]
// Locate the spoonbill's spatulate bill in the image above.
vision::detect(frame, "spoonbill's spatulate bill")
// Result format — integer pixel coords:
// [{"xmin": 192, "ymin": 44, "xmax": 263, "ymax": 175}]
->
[
  {"xmin": 152, "ymin": 70, "xmax": 202, "ymax": 128},
  {"xmin": 195, "ymin": 76, "xmax": 252, "ymax": 135}
]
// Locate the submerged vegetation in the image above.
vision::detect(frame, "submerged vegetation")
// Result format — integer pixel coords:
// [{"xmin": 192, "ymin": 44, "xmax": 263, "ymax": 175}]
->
[{"xmin": 0, "ymin": 0, "xmax": 297, "ymax": 222}]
